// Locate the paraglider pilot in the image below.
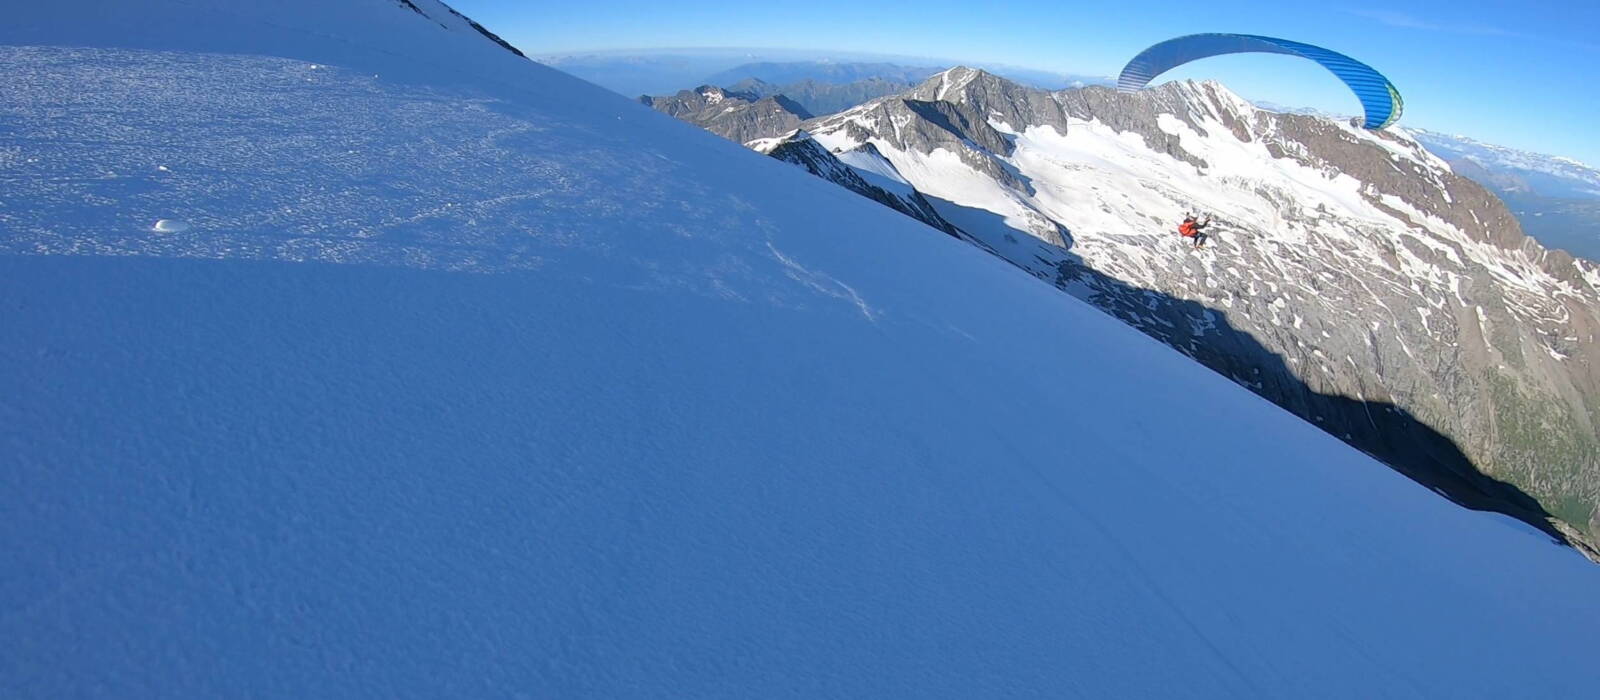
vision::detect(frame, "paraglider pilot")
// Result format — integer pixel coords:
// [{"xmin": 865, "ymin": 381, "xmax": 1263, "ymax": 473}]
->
[{"xmin": 1179, "ymin": 214, "xmax": 1212, "ymax": 248}]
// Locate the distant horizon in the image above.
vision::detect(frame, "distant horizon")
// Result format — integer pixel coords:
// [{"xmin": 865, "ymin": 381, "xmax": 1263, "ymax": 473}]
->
[
  {"xmin": 532, "ymin": 45, "xmax": 1100, "ymax": 73},
  {"xmin": 452, "ymin": 0, "xmax": 1600, "ymax": 169},
  {"xmin": 531, "ymin": 46, "xmax": 1594, "ymax": 166}
]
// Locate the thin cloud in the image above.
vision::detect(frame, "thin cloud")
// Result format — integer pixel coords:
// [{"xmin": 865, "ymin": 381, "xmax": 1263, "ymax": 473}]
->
[
  {"xmin": 1344, "ymin": 8, "xmax": 1598, "ymax": 51},
  {"xmin": 1347, "ymin": 9, "xmax": 1514, "ymax": 36}
]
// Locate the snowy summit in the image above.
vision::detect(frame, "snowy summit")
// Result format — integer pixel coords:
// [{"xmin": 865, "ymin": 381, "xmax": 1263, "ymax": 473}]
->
[{"xmin": 3, "ymin": 0, "xmax": 1599, "ymax": 697}]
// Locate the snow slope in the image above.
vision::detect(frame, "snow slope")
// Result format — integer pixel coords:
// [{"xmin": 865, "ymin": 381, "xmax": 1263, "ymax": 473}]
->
[{"xmin": 4, "ymin": 1, "xmax": 1600, "ymax": 697}]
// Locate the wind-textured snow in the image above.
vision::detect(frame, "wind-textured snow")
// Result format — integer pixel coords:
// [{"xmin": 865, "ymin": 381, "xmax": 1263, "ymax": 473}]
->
[{"xmin": 4, "ymin": 1, "xmax": 1600, "ymax": 697}]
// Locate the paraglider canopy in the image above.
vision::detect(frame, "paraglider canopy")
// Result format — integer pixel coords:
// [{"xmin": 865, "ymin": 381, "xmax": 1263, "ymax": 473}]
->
[{"xmin": 1118, "ymin": 33, "xmax": 1403, "ymax": 129}]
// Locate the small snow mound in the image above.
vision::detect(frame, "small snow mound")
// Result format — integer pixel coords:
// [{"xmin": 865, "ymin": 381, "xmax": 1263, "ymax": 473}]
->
[{"xmin": 151, "ymin": 219, "xmax": 189, "ymax": 233}]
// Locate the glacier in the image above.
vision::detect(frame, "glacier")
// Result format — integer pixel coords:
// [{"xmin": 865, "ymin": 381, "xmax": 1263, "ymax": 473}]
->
[{"xmin": 3, "ymin": 0, "xmax": 1600, "ymax": 697}]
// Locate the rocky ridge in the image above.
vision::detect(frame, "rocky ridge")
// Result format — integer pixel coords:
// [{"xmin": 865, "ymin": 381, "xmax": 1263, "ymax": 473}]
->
[
  {"xmin": 798, "ymin": 68, "xmax": 1600, "ymax": 553},
  {"xmin": 638, "ymin": 85, "xmax": 812, "ymax": 144}
]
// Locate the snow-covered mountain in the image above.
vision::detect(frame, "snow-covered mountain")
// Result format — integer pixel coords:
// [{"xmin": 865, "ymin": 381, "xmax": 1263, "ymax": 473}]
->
[
  {"xmin": 639, "ymin": 62, "xmax": 1115, "ymax": 127},
  {"xmin": 1411, "ymin": 130, "xmax": 1600, "ymax": 200},
  {"xmin": 761, "ymin": 68, "xmax": 1600, "ymax": 550},
  {"xmin": 6, "ymin": 1, "xmax": 1600, "ymax": 696}
]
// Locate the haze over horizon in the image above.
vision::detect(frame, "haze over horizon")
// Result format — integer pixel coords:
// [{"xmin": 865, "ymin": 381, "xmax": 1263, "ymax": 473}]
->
[{"xmin": 453, "ymin": 0, "xmax": 1600, "ymax": 168}]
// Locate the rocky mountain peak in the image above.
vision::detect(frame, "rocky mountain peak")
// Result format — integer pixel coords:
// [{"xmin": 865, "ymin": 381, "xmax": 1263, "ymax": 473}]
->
[
  {"xmin": 639, "ymin": 87, "xmax": 810, "ymax": 143},
  {"xmin": 798, "ymin": 74, "xmax": 1600, "ymax": 551},
  {"xmin": 907, "ymin": 66, "xmax": 986, "ymax": 100},
  {"xmin": 645, "ymin": 62, "xmax": 1600, "ymax": 550},
  {"xmin": 904, "ymin": 66, "xmax": 1072, "ymax": 135}
]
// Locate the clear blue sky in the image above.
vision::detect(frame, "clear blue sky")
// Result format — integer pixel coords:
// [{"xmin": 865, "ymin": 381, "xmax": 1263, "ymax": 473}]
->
[{"xmin": 452, "ymin": 0, "xmax": 1600, "ymax": 165}]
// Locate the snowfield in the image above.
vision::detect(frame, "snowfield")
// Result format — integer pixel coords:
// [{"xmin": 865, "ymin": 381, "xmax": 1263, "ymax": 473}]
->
[{"xmin": 3, "ymin": 1, "xmax": 1600, "ymax": 697}]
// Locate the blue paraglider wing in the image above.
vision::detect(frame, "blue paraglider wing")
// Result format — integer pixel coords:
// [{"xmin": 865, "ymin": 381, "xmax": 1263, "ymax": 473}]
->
[{"xmin": 1118, "ymin": 34, "xmax": 1403, "ymax": 129}]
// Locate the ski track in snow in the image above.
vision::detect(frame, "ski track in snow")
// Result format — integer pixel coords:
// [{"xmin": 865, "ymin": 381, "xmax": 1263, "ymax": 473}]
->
[{"xmin": 4, "ymin": 1, "xmax": 1600, "ymax": 697}]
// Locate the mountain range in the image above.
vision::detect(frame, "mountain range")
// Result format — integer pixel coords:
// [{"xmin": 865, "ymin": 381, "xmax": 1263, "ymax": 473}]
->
[
  {"xmin": 1410, "ymin": 129, "xmax": 1600, "ymax": 261},
  {"xmin": 703, "ymin": 60, "xmax": 939, "ymax": 87},
  {"xmin": 723, "ymin": 76, "xmax": 921, "ymax": 117},
  {"xmin": 639, "ymin": 85, "xmax": 814, "ymax": 144},
  {"xmin": 651, "ymin": 73, "xmax": 1598, "ymax": 265},
  {"xmin": 545, "ymin": 52, "xmax": 1110, "ymax": 97},
  {"xmin": 646, "ymin": 66, "xmax": 1600, "ymax": 553}
]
